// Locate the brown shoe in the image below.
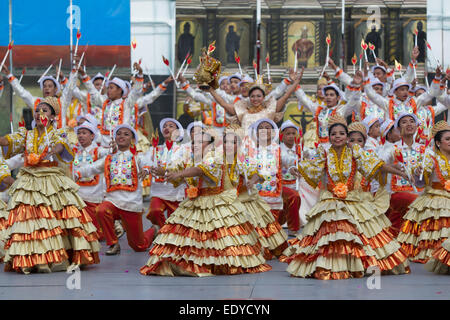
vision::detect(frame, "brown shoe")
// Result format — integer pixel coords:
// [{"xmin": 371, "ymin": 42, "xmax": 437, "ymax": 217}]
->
[{"xmin": 105, "ymin": 243, "xmax": 121, "ymax": 255}]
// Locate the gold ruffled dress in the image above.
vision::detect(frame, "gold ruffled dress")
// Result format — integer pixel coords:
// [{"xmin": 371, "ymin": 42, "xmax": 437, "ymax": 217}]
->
[
  {"xmin": 0, "ymin": 158, "xmax": 11, "ymax": 263},
  {"xmin": 398, "ymin": 151, "xmax": 450, "ymax": 263},
  {"xmin": 227, "ymin": 158, "xmax": 288, "ymax": 259},
  {"xmin": 1, "ymin": 126, "xmax": 100, "ymax": 273},
  {"xmin": 140, "ymin": 151, "xmax": 271, "ymax": 276},
  {"xmin": 280, "ymin": 144, "xmax": 409, "ymax": 280},
  {"xmin": 425, "ymin": 238, "xmax": 450, "ymax": 274}
]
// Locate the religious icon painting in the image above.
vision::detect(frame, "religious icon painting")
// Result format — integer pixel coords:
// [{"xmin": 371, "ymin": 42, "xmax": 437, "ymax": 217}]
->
[
  {"xmin": 287, "ymin": 21, "xmax": 317, "ymax": 69},
  {"xmin": 403, "ymin": 19, "xmax": 427, "ymax": 64},
  {"xmin": 219, "ymin": 20, "xmax": 250, "ymax": 67},
  {"xmin": 176, "ymin": 19, "xmax": 203, "ymax": 68}
]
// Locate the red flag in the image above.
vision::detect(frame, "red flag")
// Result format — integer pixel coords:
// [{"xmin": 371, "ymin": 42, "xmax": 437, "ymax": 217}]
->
[
  {"xmin": 414, "ymin": 29, "xmax": 418, "ymax": 36},
  {"xmin": 131, "ymin": 38, "xmax": 137, "ymax": 50},
  {"xmin": 235, "ymin": 51, "xmax": 240, "ymax": 64},
  {"xmin": 21, "ymin": 67, "xmax": 26, "ymax": 75},
  {"xmin": 326, "ymin": 34, "xmax": 331, "ymax": 46},
  {"xmin": 162, "ymin": 56, "xmax": 169, "ymax": 66},
  {"xmin": 314, "ymin": 142, "xmax": 319, "ymax": 149},
  {"xmin": 186, "ymin": 55, "xmax": 192, "ymax": 65},
  {"xmin": 76, "ymin": 29, "xmax": 81, "ymax": 40},
  {"xmin": 426, "ymin": 41, "xmax": 432, "ymax": 50},
  {"xmin": 8, "ymin": 41, "xmax": 13, "ymax": 50},
  {"xmin": 369, "ymin": 43, "xmax": 375, "ymax": 51},
  {"xmin": 253, "ymin": 60, "xmax": 257, "ymax": 69},
  {"xmin": 265, "ymin": 53, "xmax": 270, "ymax": 64},
  {"xmin": 361, "ymin": 40, "xmax": 368, "ymax": 51},
  {"xmin": 207, "ymin": 41, "xmax": 216, "ymax": 55},
  {"xmin": 351, "ymin": 54, "xmax": 357, "ymax": 65}
]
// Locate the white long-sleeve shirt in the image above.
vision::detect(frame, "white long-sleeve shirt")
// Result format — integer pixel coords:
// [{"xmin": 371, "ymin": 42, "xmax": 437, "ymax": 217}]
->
[
  {"xmin": 72, "ymin": 143, "xmax": 109, "ymax": 204},
  {"xmin": 77, "ymin": 149, "xmax": 150, "ymax": 213}
]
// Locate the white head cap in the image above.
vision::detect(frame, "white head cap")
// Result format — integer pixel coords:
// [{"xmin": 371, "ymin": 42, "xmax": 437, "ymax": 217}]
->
[
  {"xmin": 280, "ymin": 119, "xmax": 299, "ymax": 133},
  {"xmin": 113, "ymin": 123, "xmax": 138, "ymax": 140},
  {"xmin": 394, "ymin": 112, "xmax": 419, "ymax": 129},
  {"xmin": 39, "ymin": 76, "xmax": 61, "ymax": 95},
  {"xmin": 107, "ymin": 77, "xmax": 127, "ymax": 97},
  {"xmin": 390, "ymin": 78, "xmax": 412, "ymax": 96},
  {"xmin": 75, "ymin": 122, "xmax": 99, "ymax": 142},
  {"xmin": 159, "ymin": 118, "xmax": 185, "ymax": 142},
  {"xmin": 92, "ymin": 72, "xmax": 105, "ymax": 83},
  {"xmin": 76, "ymin": 113, "xmax": 99, "ymax": 129},
  {"xmin": 362, "ymin": 115, "xmax": 380, "ymax": 134}
]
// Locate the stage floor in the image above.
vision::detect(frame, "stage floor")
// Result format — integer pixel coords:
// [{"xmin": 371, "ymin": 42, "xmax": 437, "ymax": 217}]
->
[{"xmin": 0, "ymin": 202, "xmax": 449, "ymax": 300}]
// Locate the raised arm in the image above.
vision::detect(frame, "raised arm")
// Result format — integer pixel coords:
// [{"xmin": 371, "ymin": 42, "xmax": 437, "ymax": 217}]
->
[
  {"xmin": 2, "ymin": 65, "xmax": 36, "ymax": 108},
  {"xmin": 329, "ymin": 58, "xmax": 353, "ymax": 86},
  {"xmin": 207, "ymin": 87, "xmax": 236, "ymax": 115},
  {"xmin": 363, "ymin": 63, "xmax": 388, "ymax": 111},
  {"xmin": 276, "ymin": 68, "xmax": 303, "ymax": 112},
  {"xmin": 137, "ymin": 76, "xmax": 172, "ymax": 108},
  {"xmin": 267, "ymin": 68, "xmax": 296, "ymax": 100}
]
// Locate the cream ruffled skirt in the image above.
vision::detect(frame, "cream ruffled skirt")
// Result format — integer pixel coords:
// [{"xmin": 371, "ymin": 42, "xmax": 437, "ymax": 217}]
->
[
  {"xmin": 238, "ymin": 190, "xmax": 288, "ymax": 259},
  {"xmin": 140, "ymin": 188, "xmax": 271, "ymax": 276},
  {"xmin": 3, "ymin": 166, "xmax": 100, "ymax": 273},
  {"xmin": 0, "ymin": 199, "xmax": 8, "ymax": 262},
  {"xmin": 425, "ymin": 239, "xmax": 450, "ymax": 274},
  {"xmin": 279, "ymin": 189, "xmax": 410, "ymax": 280},
  {"xmin": 397, "ymin": 187, "xmax": 450, "ymax": 263}
]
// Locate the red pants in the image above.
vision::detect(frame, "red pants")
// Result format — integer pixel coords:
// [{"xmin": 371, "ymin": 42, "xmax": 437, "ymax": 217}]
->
[
  {"xmin": 146, "ymin": 197, "xmax": 180, "ymax": 228},
  {"xmin": 84, "ymin": 201, "xmax": 104, "ymax": 241},
  {"xmin": 95, "ymin": 201, "xmax": 155, "ymax": 251},
  {"xmin": 271, "ymin": 187, "xmax": 301, "ymax": 232},
  {"xmin": 386, "ymin": 192, "xmax": 418, "ymax": 236}
]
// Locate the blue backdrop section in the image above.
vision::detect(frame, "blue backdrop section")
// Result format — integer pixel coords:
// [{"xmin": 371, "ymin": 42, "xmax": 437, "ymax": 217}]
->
[
  {"xmin": 0, "ymin": 1, "xmax": 9, "ymax": 46},
  {"xmin": 12, "ymin": 0, "xmax": 130, "ymax": 45}
]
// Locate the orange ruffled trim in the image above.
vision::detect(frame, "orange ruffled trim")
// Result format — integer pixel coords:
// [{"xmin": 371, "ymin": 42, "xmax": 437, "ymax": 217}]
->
[
  {"xmin": 7, "ymin": 227, "xmax": 64, "ymax": 242},
  {"xmin": 8, "ymin": 249, "xmax": 69, "ymax": 270},
  {"xmin": 375, "ymin": 250, "xmax": 409, "ymax": 271},
  {"xmin": 401, "ymin": 239, "xmax": 445, "ymax": 259},
  {"xmin": 158, "ymin": 222, "xmax": 254, "ymax": 242},
  {"xmin": 420, "ymin": 217, "xmax": 450, "ymax": 232},
  {"xmin": 431, "ymin": 246, "xmax": 450, "ymax": 267},
  {"xmin": 254, "ymin": 221, "xmax": 284, "ymax": 239},
  {"xmin": 69, "ymin": 250, "xmax": 100, "ymax": 265},
  {"xmin": 149, "ymin": 241, "xmax": 263, "ymax": 258},
  {"xmin": 281, "ymin": 240, "xmax": 378, "ymax": 268},
  {"xmin": 8, "ymin": 205, "xmax": 93, "ymax": 225},
  {"xmin": 310, "ymin": 267, "xmax": 364, "ymax": 280},
  {"xmin": 296, "ymin": 220, "xmax": 363, "ymax": 247},
  {"xmin": 140, "ymin": 257, "xmax": 271, "ymax": 276},
  {"xmin": 359, "ymin": 227, "xmax": 400, "ymax": 250},
  {"xmin": 7, "ymin": 227, "xmax": 98, "ymax": 244}
]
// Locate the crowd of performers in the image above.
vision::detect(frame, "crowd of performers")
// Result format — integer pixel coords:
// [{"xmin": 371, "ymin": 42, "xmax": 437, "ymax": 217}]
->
[{"xmin": 0, "ymin": 44, "xmax": 449, "ymax": 280}]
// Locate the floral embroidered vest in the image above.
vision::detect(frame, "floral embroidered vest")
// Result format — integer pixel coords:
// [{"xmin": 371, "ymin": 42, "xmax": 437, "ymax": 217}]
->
[{"xmin": 104, "ymin": 152, "xmax": 138, "ymax": 192}]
